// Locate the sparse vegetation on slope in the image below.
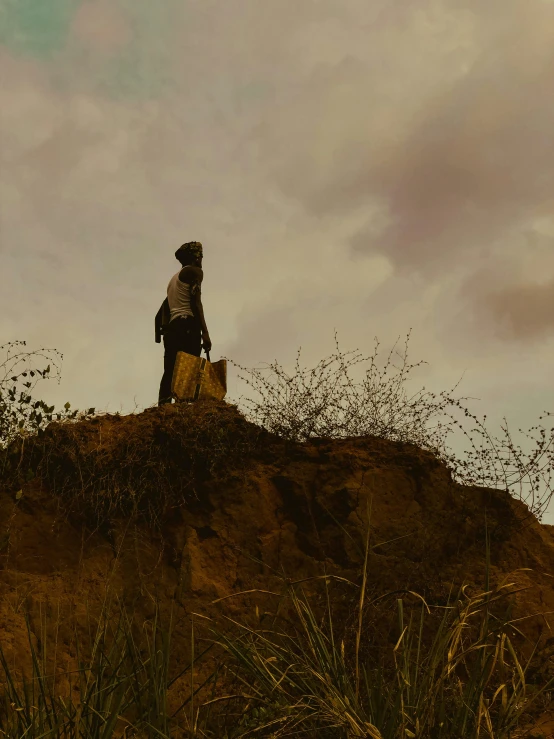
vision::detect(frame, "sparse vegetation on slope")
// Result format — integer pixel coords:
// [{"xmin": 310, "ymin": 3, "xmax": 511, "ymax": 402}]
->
[
  {"xmin": 0, "ymin": 341, "xmax": 94, "ymax": 449},
  {"xmin": 213, "ymin": 575, "xmax": 553, "ymax": 738},
  {"xmin": 1, "ymin": 332, "xmax": 554, "ymax": 737},
  {"xmin": 228, "ymin": 329, "xmax": 554, "ymax": 520},
  {"xmin": 1, "ymin": 562, "xmax": 552, "ymax": 738},
  {"xmin": 1, "ymin": 400, "xmax": 270, "ymax": 527}
]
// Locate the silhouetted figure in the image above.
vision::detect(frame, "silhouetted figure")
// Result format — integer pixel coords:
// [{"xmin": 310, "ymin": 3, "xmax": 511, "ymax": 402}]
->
[{"xmin": 155, "ymin": 241, "xmax": 211, "ymax": 405}]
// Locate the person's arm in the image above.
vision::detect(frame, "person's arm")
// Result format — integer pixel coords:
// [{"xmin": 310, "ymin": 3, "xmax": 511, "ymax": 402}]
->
[
  {"xmin": 179, "ymin": 266, "xmax": 211, "ymax": 352},
  {"xmin": 192, "ymin": 286, "xmax": 211, "ymax": 352},
  {"xmin": 154, "ymin": 298, "xmax": 169, "ymax": 343}
]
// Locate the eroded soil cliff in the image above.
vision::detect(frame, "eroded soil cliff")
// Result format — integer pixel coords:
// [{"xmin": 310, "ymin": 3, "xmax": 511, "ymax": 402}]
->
[{"xmin": 1, "ymin": 400, "xmax": 553, "ymax": 731}]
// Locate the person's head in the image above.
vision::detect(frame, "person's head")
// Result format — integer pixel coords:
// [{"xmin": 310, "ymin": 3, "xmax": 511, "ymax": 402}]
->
[{"xmin": 175, "ymin": 241, "xmax": 203, "ymax": 267}]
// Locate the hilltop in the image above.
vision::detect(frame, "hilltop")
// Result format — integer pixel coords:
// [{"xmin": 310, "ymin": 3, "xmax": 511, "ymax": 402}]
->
[{"xmin": 1, "ymin": 400, "xmax": 553, "ymax": 735}]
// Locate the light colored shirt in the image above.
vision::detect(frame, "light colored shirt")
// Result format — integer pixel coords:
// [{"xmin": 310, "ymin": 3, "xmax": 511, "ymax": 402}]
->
[{"xmin": 167, "ymin": 271, "xmax": 195, "ymax": 322}]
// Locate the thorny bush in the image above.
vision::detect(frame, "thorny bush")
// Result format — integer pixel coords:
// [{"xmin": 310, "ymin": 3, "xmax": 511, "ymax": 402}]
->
[
  {"xmin": 227, "ymin": 329, "xmax": 554, "ymax": 520},
  {"xmin": 2, "ymin": 332, "xmax": 553, "ymax": 525}
]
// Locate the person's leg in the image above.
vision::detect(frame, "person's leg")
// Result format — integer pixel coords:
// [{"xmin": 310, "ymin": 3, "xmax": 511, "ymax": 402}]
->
[
  {"xmin": 178, "ymin": 318, "xmax": 202, "ymax": 403},
  {"xmin": 159, "ymin": 317, "xmax": 202, "ymax": 405},
  {"xmin": 158, "ymin": 324, "xmax": 179, "ymax": 405}
]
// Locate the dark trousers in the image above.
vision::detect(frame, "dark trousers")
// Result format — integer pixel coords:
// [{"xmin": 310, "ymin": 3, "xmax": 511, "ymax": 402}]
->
[{"xmin": 159, "ymin": 316, "xmax": 202, "ymax": 404}]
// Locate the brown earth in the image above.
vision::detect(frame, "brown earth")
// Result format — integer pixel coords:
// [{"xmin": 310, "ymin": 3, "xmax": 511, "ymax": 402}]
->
[{"xmin": 0, "ymin": 400, "xmax": 553, "ymax": 733}]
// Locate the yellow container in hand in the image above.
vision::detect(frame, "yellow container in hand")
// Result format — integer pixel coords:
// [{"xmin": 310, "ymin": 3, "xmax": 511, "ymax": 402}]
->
[{"xmin": 171, "ymin": 351, "xmax": 227, "ymax": 401}]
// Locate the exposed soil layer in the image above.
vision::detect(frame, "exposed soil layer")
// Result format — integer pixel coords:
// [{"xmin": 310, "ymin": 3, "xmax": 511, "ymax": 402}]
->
[{"xmin": 1, "ymin": 400, "xmax": 553, "ymax": 731}]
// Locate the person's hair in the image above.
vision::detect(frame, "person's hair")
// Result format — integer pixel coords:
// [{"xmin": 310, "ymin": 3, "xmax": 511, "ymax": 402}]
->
[
  {"xmin": 175, "ymin": 241, "xmax": 203, "ymax": 266},
  {"xmin": 175, "ymin": 250, "xmax": 192, "ymax": 266}
]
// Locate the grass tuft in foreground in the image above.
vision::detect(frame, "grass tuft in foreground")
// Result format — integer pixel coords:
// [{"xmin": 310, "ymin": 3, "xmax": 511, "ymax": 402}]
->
[
  {"xmin": 214, "ymin": 581, "xmax": 553, "ymax": 738},
  {"xmin": 0, "ymin": 599, "xmax": 176, "ymax": 738},
  {"xmin": 1, "ymin": 571, "xmax": 553, "ymax": 737}
]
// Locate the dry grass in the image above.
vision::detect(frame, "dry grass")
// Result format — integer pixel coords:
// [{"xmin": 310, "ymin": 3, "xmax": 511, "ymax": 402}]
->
[
  {"xmin": 1, "ymin": 333, "xmax": 554, "ymax": 736},
  {"xmin": 0, "ymin": 597, "xmax": 181, "ymax": 738},
  {"xmin": 1, "ymin": 400, "xmax": 270, "ymax": 527},
  {"xmin": 3, "ymin": 559, "xmax": 552, "ymax": 738},
  {"xmin": 208, "ymin": 543, "xmax": 554, "ymax": 739}
]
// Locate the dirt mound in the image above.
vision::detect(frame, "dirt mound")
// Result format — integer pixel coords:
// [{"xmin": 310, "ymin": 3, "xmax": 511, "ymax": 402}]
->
[{"xmin": 1, "ymin": 400, "xmax": 554, "ymax": 728}]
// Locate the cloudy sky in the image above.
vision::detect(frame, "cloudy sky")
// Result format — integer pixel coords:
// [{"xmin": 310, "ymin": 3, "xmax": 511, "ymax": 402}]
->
[{"xmin": 2, "ymin": 0, "xmax": 554, "ymax": 519}]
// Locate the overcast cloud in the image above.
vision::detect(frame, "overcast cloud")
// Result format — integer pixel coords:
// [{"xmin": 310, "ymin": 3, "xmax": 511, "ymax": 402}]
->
[{"xmin": 1, "ymin": 0, "xmax": 554, "ymax": 519}]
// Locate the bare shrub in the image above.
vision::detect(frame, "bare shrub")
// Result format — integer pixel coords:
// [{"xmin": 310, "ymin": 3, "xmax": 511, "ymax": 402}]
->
[{"xmin": 226, "ymin": 329, "xmax": 554, "ymax": 520}]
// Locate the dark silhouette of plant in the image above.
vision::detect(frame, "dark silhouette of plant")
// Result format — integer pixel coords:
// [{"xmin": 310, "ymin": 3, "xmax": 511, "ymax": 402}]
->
[
  {"xmin": 226, "ymin": 329, "xmax": 554, "ymax": 521},
  {"xmin": 0, "ymin": 340, "xmax": 94, "ymax": 448}
]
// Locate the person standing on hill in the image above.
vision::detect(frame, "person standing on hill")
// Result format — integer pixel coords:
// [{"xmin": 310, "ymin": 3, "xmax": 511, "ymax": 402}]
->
[{"xmin": 155, "ymin": 241, "xmax": 212, "ymax": 405}]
